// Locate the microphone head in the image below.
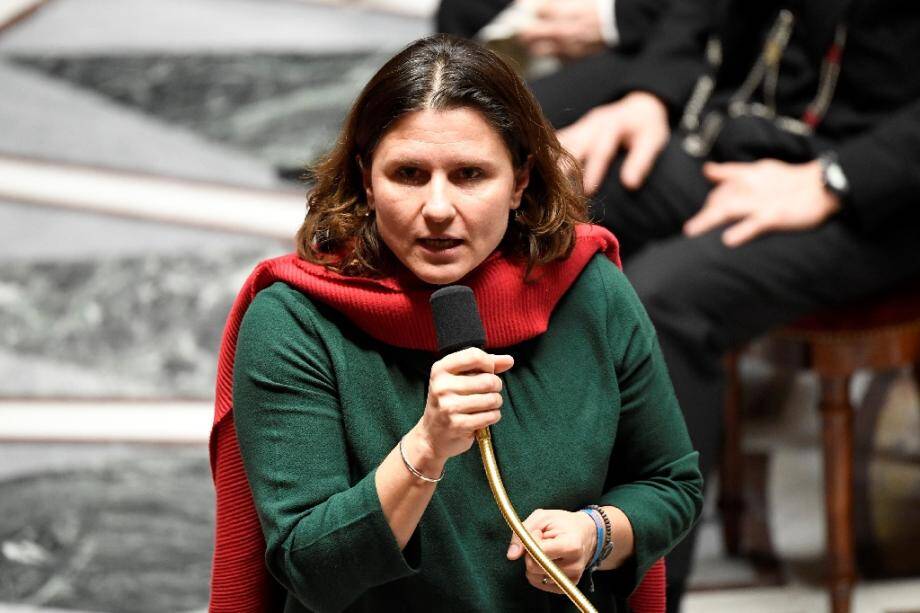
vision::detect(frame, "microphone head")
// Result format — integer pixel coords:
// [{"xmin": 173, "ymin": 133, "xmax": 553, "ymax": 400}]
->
[{"xmin": 430, "ymin": 285, "xmax": 486, "ymax": 354}]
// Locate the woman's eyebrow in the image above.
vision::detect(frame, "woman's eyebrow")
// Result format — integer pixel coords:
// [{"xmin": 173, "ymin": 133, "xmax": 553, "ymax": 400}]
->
[
  {"xmin": 383, "ymin": 157, "xmax": 426, "ymax": 167},
  {"xmin": 450, "ymin": 158, "xmax": 494, "ymax": 167},
  {"xmin": 383, "ymin": 156, "xmax": 495, "ymax": 168}
]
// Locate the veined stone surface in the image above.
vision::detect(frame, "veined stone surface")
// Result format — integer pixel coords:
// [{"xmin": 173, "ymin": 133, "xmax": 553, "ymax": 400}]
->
[
  {"xmin": 0, "ymin": 247, "xmax": 279, "ymax": 398},
  {"xmin": 10, "ymin": 52, "xmax": 391, "ymax": 176},
  {"xmin": 0, "ymin": 444, "xmax": 211, "ymax": 612}
]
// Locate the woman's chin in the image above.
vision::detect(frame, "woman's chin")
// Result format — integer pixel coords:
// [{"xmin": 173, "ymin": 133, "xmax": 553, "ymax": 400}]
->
[
  {"xmin": 413, "ymin": 268, "xmax": 467, "ymax": 286},
  {"xmin": 406, "ymin": 261, "xmax": 472, "ymax": 286}
]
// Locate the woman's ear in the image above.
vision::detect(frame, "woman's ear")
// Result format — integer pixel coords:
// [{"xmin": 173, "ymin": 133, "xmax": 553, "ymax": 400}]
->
[
  {"xmin": 510, "ymin": 155, "xmax": 533, "ymax": 210},
  {"xmin": 357, "ymin": 156, "xmax": 374, "ymax": 208}
]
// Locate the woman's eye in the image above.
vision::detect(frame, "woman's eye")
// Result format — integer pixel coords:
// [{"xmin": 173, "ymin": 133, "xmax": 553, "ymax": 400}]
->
[
  {"xmin": 456, "ymin": 167, "xmax": 483, "ymax": 181},
  {"xmin": 396, "ymin": 167, "xmax": 424, "ymax": 183}
]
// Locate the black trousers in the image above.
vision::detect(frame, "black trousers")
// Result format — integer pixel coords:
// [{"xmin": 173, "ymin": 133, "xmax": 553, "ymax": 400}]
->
[
  {"xmin": 592, "ymin": 133, "xmax": 920, "ymax": 607},
  {"xmin": 528, "ymin": 51, "xmax": 636, "ymax": 128}
]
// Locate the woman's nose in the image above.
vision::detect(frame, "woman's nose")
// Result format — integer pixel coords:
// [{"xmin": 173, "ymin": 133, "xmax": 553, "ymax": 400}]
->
[{"xmin": 421, "ymin": 174, "xmax": 455, "ymax": 223}]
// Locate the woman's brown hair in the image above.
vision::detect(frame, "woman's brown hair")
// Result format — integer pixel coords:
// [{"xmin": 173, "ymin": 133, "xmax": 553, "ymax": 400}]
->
[{"xmin": 297, "ymin": 34, "xmax": 587, "ymax": 278}]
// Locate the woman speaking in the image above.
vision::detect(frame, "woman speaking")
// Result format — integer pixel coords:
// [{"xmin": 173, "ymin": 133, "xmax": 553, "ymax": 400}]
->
[{"xmin": 209, "ymin": 34, "xmax": 702, "ymax": 612}]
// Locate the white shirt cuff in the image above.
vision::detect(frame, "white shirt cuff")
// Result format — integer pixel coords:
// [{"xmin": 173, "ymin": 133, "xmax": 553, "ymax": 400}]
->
[{"xmin": 596, "ymin": 0, "xmax": 620, "ymax": 47}]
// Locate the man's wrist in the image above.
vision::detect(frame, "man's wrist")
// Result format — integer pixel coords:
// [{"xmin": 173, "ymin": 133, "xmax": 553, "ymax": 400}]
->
[
  {"xmin": 816, "ymin": 152, "xmax": 848, "ymax": 209},
  {"xmin": 624, "ymin": 91, "xmax": 668, "ymax": 116},
  {"xmin": 806, "ymin": 159, "xmax": 843, "ymax": 217}
]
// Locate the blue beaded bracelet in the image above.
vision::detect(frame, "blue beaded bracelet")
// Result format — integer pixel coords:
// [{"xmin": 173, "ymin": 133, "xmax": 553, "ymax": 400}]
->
[{"xmin": 580, "ymin": 508, "xmax": 605, "ymax": 591}]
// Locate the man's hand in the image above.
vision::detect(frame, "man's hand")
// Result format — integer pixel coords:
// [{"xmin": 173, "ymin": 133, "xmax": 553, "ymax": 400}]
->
[
  {"xmin": 557, "ymin": 92, "xmax": 669, "ymax": 195},
  {"xmin": 518, "ymin": 0, "xmax": 606, "ymax": 60},
  {"xmin": 684, "ymin": 159, "xmax": 842, "ymax": 247}
]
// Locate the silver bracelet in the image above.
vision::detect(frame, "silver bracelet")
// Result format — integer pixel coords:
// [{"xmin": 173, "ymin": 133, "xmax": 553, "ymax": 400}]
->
[{"xmin": 398, "ymin": 436, "xmax": 444, "ymax": 483}]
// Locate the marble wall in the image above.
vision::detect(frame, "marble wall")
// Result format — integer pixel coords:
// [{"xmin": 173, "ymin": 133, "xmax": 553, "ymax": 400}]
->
[
  {"xmin": 12, "ymin": 51, "xmax": 389, "ymax": 179},
  {"xmin": 0, "ymin": 246, "xmax": 281, "ymax": 398}
]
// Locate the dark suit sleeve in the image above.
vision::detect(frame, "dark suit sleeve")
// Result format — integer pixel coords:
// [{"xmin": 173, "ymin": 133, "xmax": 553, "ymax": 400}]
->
[
  {"xmin": 435, "ymin": 0, "xmax": 510, "ymax": 37},
  {"xmin": 614, "ymin": 0, "xmax": 672, "ymax": 52},
  {"xmin": 836, "ymin": 98, "xmax": 920, "ymax": 229},
  {"xmin": 617, "ymin": 0, "xmax": 716, "ymax": 115}
]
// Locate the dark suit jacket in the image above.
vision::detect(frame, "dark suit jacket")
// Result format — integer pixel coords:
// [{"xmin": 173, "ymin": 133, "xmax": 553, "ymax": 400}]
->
[
  {"xmin": 621, "ymin": 0, "xmax": 920, "ymax": 230},
  {"xmin": 436, "ymin": 0, "xmax": 671, "ymax": 52}
]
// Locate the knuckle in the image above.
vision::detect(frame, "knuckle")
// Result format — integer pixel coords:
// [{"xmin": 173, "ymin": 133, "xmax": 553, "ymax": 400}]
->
[
  {"xmin": 430, "ymin": 360, "xmax": 446, "ymax": 377},
  {"xmin": 438, "ymin": 396, "xmax": 457, "ymax": 412},
  {"xmin": 428, "ymin": 380, "xmax": 445, "ymax": 397}
]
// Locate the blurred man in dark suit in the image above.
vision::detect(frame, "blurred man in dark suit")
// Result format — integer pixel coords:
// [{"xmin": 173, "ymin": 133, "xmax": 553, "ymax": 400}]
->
[{"xmin": 557, "ymin": 0, "xmax": 920, "ymax": 609}]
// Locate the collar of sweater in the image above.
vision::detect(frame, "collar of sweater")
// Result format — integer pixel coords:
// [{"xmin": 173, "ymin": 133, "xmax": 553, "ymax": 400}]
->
[{"xmin": 242, "ymin": 224, "xmax": 620, "ymax": 352}]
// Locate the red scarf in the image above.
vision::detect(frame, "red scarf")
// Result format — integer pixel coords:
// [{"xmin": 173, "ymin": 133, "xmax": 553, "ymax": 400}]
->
[{"xmin": 209, "ymin": 224, "xmax": 663, "ymax": 612}]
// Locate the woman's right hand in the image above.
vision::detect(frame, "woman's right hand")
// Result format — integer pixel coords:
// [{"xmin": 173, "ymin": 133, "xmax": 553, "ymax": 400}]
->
[{"xmin": 410, "ymin": 347, "xmax": 514, "ymax": 463}]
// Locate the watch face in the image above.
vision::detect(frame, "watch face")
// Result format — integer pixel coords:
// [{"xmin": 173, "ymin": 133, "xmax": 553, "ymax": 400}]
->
[{"xmin": 826, "ymin": 162, "xmax": 849, "ymax": 192}]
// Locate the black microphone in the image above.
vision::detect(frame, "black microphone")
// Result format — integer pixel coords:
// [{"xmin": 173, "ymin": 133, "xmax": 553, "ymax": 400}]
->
[
  {"xmin": 427, "ymin": 285, "xmax": 596, "ymax": 610},
  {"xmin": 430, "ymin": 285, "xmax": 486, "ymax": 354}
]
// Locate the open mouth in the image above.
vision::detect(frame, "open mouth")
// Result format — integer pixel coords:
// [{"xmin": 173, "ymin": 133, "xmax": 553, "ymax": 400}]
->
[{"xmin": 418, "ymin": 238, "xmax": 463, "ymax": 251}]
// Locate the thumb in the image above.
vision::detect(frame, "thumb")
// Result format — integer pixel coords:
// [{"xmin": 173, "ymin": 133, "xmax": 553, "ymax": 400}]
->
[
  {"xmin": 507, "ymin": 535, "xmax": 524, "ymax": 560},
  {"xmin": 722, "ymin": 215, "xmax": 768, "ymax": 248}
]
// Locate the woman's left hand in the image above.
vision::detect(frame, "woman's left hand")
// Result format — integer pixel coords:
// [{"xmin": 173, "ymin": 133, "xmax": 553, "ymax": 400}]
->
[{"xmin": 506, "ymin": 508, "xmax": 597, "ymax": 593}]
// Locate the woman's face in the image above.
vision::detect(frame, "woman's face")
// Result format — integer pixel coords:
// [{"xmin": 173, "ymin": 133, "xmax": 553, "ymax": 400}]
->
[{"xmin": 363, "ymin": 107, "xmax": 530, "ymax": 285}]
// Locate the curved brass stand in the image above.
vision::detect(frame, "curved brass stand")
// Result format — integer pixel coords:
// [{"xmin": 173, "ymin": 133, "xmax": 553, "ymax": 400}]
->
[{"xmin": 476, "ymin": 428, "xmax": 598, "ymax": 613}]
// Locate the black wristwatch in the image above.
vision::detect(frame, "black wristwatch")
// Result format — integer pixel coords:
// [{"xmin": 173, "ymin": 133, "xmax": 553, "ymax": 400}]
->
[{"xmin": 818, "ymin": 151, "xmax": 850, "ymax": 202}]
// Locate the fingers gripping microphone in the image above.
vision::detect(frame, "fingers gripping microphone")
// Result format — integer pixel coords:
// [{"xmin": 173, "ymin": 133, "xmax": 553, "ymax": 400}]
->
[{"xmin": 429, "ymin": 287, "xmax": 597, "ymax": 613}]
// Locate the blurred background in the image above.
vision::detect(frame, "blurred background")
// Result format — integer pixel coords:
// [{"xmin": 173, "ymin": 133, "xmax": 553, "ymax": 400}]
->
[{"xmin": 0, "ymin": 1, "xmax": 917, "ymax": 612}]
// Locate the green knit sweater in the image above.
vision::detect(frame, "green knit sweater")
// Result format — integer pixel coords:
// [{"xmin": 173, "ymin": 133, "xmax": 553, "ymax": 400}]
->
[{"xmin": 233, "ymin": 255, "xmax": 703, "ymax": 613}]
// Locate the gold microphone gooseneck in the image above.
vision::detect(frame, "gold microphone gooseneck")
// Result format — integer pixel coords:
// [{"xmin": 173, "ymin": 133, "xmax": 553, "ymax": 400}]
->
[
  {"xmin": 430, "ymin": 286, "xmax": 597, "ymax": 613},
  {"xmin": 475, "ymin": 428, "xmax": 597, "ymax": 613}
]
